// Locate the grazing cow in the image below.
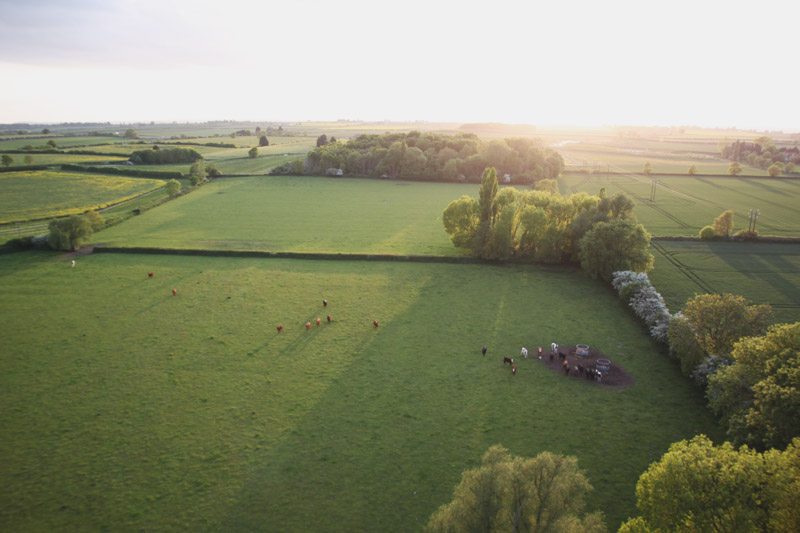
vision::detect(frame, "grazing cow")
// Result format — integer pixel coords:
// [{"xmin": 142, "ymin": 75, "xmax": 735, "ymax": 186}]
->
[
  {"xmin": 559, "ymin": 351, "xmax": 566, "ymax": 360},
  {"xmin": 504, "ymin": 357, "xmax": 514, "ymax": 365},
  {"xmin": 564, "ymin": 364, "xmax": 571, "ymax": 376},
  {"xmin": 316, "ymin": 318, "xmax": 321, "ymax": 326},
  {"xmin": 549, "ymin": 351, "xmax": 554, "ymax": 361},
  {"xmin": 521, "ymin": 347, "xmax": 528, "ymax": 359},
  {"xmin": 306, "ymin": 322, "xmax": 311, "ymax": 330},
  {"xmin": 585, "ymin": 367, "xmax": 593, "ymax": 379},
  {"xmin": 327, "ymin": 315, "xmax": 332, "ymax": 323},
  {"xmin": 511, "ymin": 365, "xmax": 517, "ymax": 375},
  {"xmin": 482, "ymin": 346, "xmax": 487, "ymax": 356},
  {"xmin": 537, "ymin": 347, "xmax": 543, "ymax": 356},
  {"xmin": 172, "ymin": 288, "xmax": 177, "ymax": 296},
  {"xmin": 148, "ymin": 272, "xmax": 153, "ymax": 277},
  {"xmin": 573, "ymin": 365, "xmax": 579, "ymax": 375},
  {"xmin": 373, "ymin": 320, "xmax": 379, "ymax": 327},
  {"xmin": 323, "ymin": 299, "xmax": 328, "ymax": 307},
  {"xmin": 577, "ymin": 364, "xmax": 584, "ymax": 374},
  {"xmin": 71, "ymin": 260, "xmax": 76, "ymax": 268},
  {"xmin": 276, "ymin": 324, "xmax": 283, "ymax": 332},
  {"xmin": 551, "ymin": 342, "xmax": 558, "ymax": 353}
]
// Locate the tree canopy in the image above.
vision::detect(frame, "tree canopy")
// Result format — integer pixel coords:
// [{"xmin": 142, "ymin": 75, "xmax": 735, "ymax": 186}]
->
[
  {"xmin": 707, "ymin": 322, "xmax": 800, "ymax": 450},
  {"xmin": 47, "ymin": 214, "xmax": 92, "ymax": 251},
  {"xmin": 426, "ymin": 445, "xmax": 605, "ymax": 533},
  {"xmin": 130, "ymin": 147, "xmax": 202, "ymax": 165},
  {"xmin": 619, "ymin": 435, "xmax": 800, "ymax": 532},
  {"xmin": 305, "ymin": 131, "xmax": 563, "ymax": 183}
]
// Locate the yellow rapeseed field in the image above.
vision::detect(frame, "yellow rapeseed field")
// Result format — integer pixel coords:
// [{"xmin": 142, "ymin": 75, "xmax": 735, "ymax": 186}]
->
[{"xmin": 0, "ymin": 171, "xmax": 165, "ymax": 223}]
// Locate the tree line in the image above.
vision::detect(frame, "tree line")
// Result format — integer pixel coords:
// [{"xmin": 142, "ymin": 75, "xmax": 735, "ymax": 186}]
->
[
  {"xmin": 442, "ymin": 168, "xmax": 653, "ymax": 281},
  {"xmin": 303, "ymin": 131, "xmax": 564, "ymax": 184},
  {"xmin": 719, "ymin": 136, "xmax": 799, "ymax": 175}
]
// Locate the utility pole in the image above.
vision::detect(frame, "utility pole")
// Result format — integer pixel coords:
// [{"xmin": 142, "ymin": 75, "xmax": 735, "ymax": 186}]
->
[{"xmin": 650, "ymin": 180, "xmax": 657, "ymax": 202}]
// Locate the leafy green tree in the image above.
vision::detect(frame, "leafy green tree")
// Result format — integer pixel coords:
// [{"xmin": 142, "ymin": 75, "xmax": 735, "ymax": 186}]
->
[
  {"xmin": 166, "ymin": 179, "xmax": 181, "ymax": 197},
  {"xmin": 259, "ymin": 135, "xmax": 269, "ymax": 147},
  {"xmin": 1, "ymin": 154, "xmax": 13, "ymax": 167},
  {"xmin": 206, "ymin": 163, "xmax": 220, "ymax": 178},
  {"xmin": 577, "ymin": 219, "xmax": 653, "ymax": 281},
  {"xmin": 699, "ymin": 225, "xmax": 715, "ymax": 240},
  {"xmin": 23, "ymin": 154, "xmax": 34, "ymax": 165},
  {"xmin": 123, "ymin": 128, "xmax": 137, "ymax": 139},
  {"xmin": 442, "ymin": 196, "xmax": 480, "ymax": 248},
  {"xmin": 667, "ymin": 314, "xmax": 707, "ymax": 376},
  {"xmin": 473, "ymin": 167, "xmax": 499, "ymax": 256},
  {"xmin": 643, "ymin": 162, "xmax": 652, "ymax": 176},
  {"xmin": 680, "ymin": 293, "xmax": 772, "ymax": 358},
  {"xmin": 84, "ymin": 210, "xmax": 105, "ymax": 231},
  {"xmin": 708, "ymin": 323, "xmax": 800, "ymax": 449},
  {"xmin": 188, "ymin": 159, "xmax": 206, "ymax": 186},
  {"xmin": 619, "ymin": 435, "xmax": 800, "ymax": 532},
  {"xmin": 42, "ymin": 128, "xmax": 50, "ymax": 134},
  {"xmin": 784, "ymin": 162, "xmax": 795, "ymax": 174},
  {"xmin": 608, "ymin": 193, "xmax": 635, "ymax": 219},
  {"xmin": 248, "ymin": 147, "xmax": 258, "ymax": 159},
  {"xmin": 768, "ymin": 163, "xmax": 782, "ymax": 177},
  {"xmin": 316, "ymin": 134, "xmax": 328, "ymax": 147},
  {"xmin": 46, "ymin": 139, "xmax": 57, "ymax": 148},
  {"xmin": 535, "ymin": 179, "xmax": 558, "ymax": 195},
  {"xmin": 426, "ymin": 445, "xmax": 605, "ymax": 533},
  {"xmin": 688, "ymin": 164, "xmax": 697, "ymax": 175},
  {"xmin": 713, "ymin": 209, "xmax": 734, "ymax": 237},
  {"xmin": 729, "ymin": 161, "xmax": 743, "ymax": 175},
  {"xmin": 47, "ymin": 215, "xmax": 92, "ymax": 251}
]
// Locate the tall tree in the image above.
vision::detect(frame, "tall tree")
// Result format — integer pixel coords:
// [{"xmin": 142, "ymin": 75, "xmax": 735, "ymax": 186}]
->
[
  {"xmin": 707, "ymin": 322, "xmax": 800, "ymax": 449},
  {"xmin": 248, "ymin": 147, "xmax": 258, "ymax": 159},
  {"xmin": 47, "ymin": 215, "xmax": 92, "ymax": 251},
  {"xmin": 619, "ymin": 435, "xmax": 800, "ymax": 532},
  {"xmin": 442, "ymin": 196, "xmax": 480, "ymax": 248},
  {"xmin": 713, "ymin": 209, "xmax": 734, "ymax": 237},
  {"xmin": 316, "ymin": 134, "xmax": 328, "ymax": 147},
  {"xmin": 729, "ymin": 161, "xmax": 743, "ymax": 176},
  {"xmin": 189, "ymin": 159, "xmax": 206, "ymax": 185},
  {"xmin": 679, "ymin": 293, "xmax": 772, "ymax": 358},
  {"xmin": 577, "ymin": 219, "xmax": 653, "ymax": 281},
  {"xmin": 259, "ymin": 135, "xmax": 269, "ymax": 147},
  {"xmin": 643, "ymin": 162, "xmax": 652, "ymax": 176},
  {"xmin": 426, "ymin": 445, "xmax": 605, "ymax": 533},
  {"xmin": 688, "ymin": 165, "xmax": 697, "ymax": 175},
  {"xmin": 1, "ymin": 154, "xmax": 13, "ymax": 167}
]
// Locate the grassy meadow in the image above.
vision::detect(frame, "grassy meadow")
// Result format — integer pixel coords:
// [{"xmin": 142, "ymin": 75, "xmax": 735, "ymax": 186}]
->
[
  {"xmin": 0, "ymin": 171, "xmax": 165, "ymax": 224},
  {"xmin": 561, "ymin": 173, "xmax": 800, "ymax": 237},
  {"xmin": 94, "ymin": 176, "xmax": 475, "ymax": 255},
  {"xmin": 0, "ymin": 252, "xmax": 722, "ymax": 531},
  {"xmin": 648, "ymin": 240, "xmax": 800, "ymax": 323}
]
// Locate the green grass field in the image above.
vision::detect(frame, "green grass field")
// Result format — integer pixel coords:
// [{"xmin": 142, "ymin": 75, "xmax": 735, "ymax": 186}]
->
[
  {"xmin": 561, "ymin": 173, "xmax": 800, "ymax": 237},
  {"xmin": 94, "ymin": 176, "xmax": 475, "ymax": 255},
  {"xmin": 0, "ymin": 153, "xmax": 129, "ymax": 167},
  {"xmin": 0, "ymin": 252, "xmax": 721, "ymax": 531},
  {"xmin": 0, "ymin": 171, "xmax": 166, "ymax": 224},
  {"xmin": 648, "ymin": 240, "xmax": 800, "ymax": 324}
]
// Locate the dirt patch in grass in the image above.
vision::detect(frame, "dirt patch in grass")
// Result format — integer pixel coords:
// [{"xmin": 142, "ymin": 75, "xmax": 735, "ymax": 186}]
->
[{"xmin": 535, "ymin": 346, "xmax": 635, "ymax": 388}]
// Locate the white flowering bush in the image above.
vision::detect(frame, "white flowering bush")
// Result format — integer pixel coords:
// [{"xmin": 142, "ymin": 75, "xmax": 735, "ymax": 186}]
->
[{"xmin": 612, "ymin": 270, "xmax": 671, "ymax": 343}]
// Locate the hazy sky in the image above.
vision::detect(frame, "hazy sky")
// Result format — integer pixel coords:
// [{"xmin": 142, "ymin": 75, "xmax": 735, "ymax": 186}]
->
[{"xmin": 0, "ymin": 0, "xmax": 797, "ymax": 129}]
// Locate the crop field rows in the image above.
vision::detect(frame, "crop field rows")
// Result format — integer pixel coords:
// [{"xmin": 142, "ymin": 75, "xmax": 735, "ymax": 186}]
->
[
  {"xmin": 562, "ymin": 173, "xmax": 800, "ymax": 237},
  {"xmin": 648, "ymin": 240, "xmax": 800, "ymax": 323}
]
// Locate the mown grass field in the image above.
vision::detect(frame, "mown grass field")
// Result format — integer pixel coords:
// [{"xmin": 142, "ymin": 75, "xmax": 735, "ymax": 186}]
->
[
  {"xmin": 0, "ymin": 171, "xmax": 165, "ymax": 224},
  {"xmin": 561, "ymin": 173, "xmax": 800, "ymax": 237},
  {"xmin": 0, "ymin": 252, "xmax": 722, "ymax": 531},
  {"xmin": 648, "ymin": 240, "xmax": 800, "ymax": 324},
  {"xmin": 94, "ymin": 176, "xmax": 475, "ymax": 255}
]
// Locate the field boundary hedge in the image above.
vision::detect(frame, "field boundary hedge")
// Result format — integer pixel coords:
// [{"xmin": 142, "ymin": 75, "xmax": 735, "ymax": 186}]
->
[
  {"xmin": 93, "ymin": 246, "xmax": 481, "ymax": 263},
  {"xmin": 562, "ymin": 170, "xmax": 800, "ymax": 180},
  {"xmin": 653, "ymin": 235, "xmax": 800, "ymax": 243}
]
